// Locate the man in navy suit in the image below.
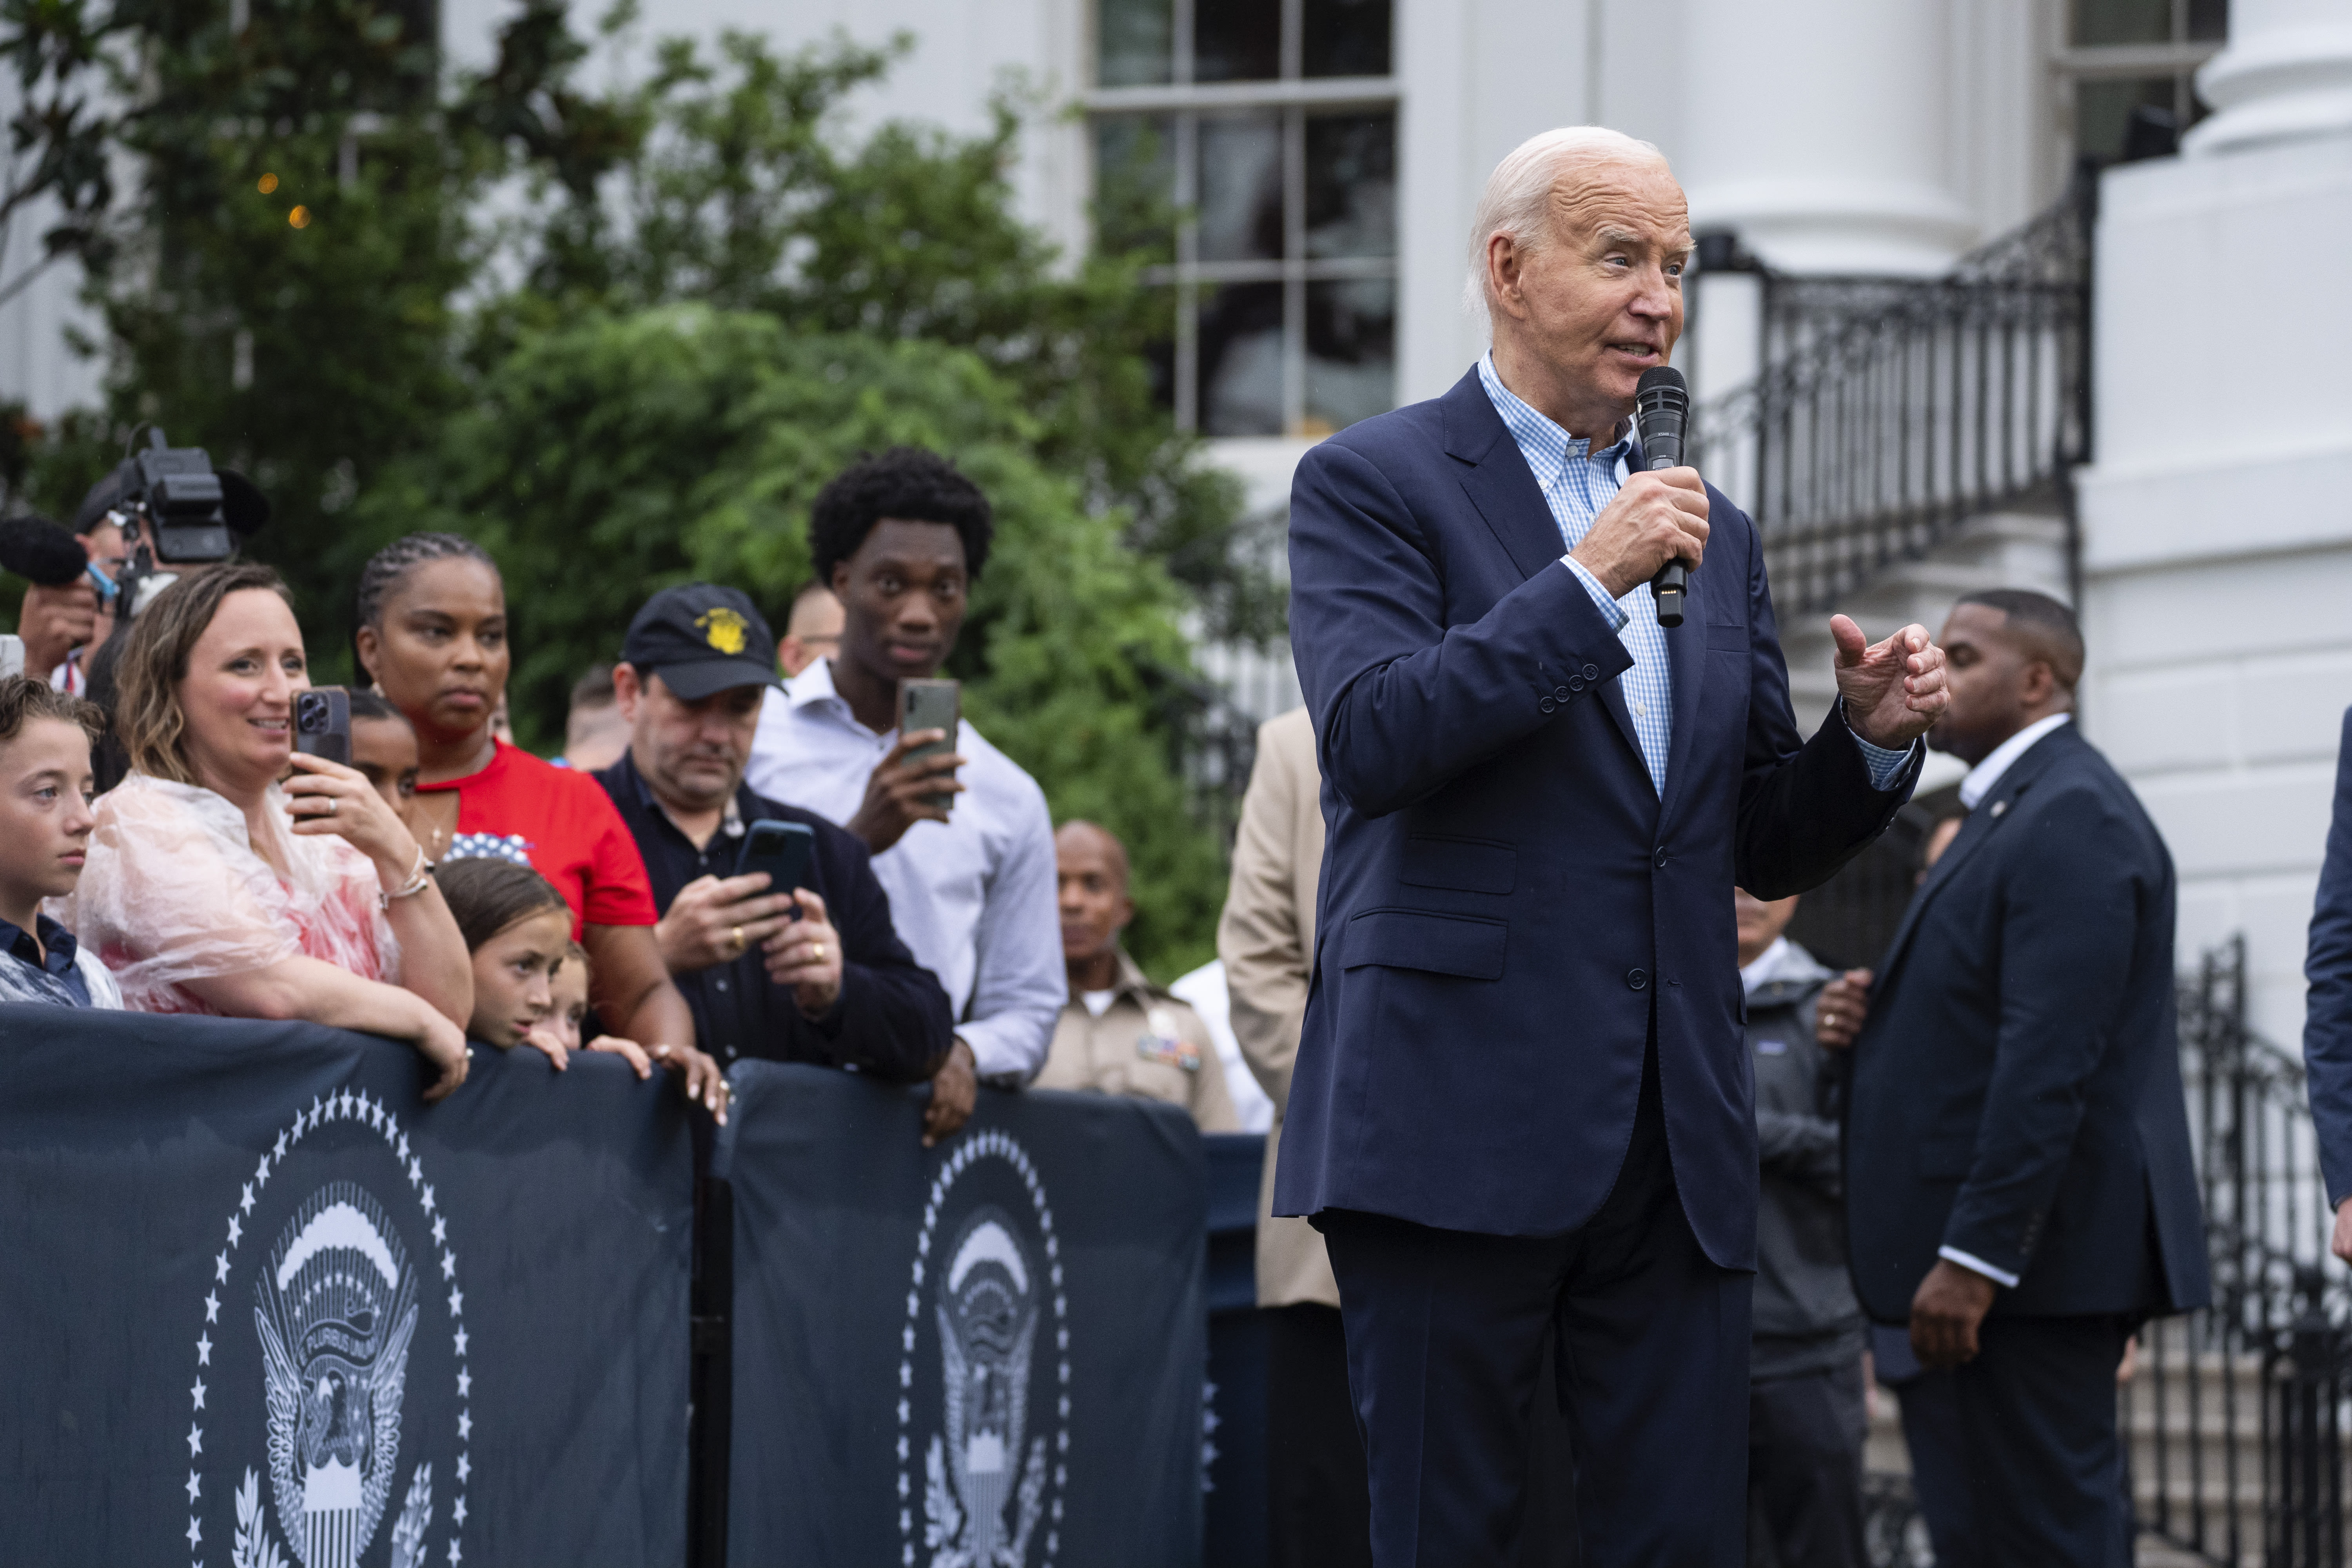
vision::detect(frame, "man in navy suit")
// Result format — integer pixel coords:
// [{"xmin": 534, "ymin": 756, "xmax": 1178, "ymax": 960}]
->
[
  {"xmin": 1841, "ymin": 590, "xmax": 2207, "ymax": 1566},
  {"xmin": 2303, "ymin": 707, "xmax": 2352, "ymax": 1264},
  {"xmin": 1278, "ymin": 125, "xmax": 1949, "ymax": 1566}
]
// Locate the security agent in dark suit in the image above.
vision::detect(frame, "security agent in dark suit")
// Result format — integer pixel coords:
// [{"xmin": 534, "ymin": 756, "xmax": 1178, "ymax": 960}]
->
[
  {"xmin": 1279, "ymin": 126, "xmax": 1949, "ymax": 1567},
  {"xmin": 2301, "ymin": 705, "xmax": 2352, "ymax": 1264},
  {"xmin": 1843, "ymin": 590, "xmax": 2208, "ymax": 1568}
]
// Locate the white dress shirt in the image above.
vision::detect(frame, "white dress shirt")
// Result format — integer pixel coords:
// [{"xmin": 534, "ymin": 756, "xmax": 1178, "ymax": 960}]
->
[
  {"xmin": 1957, "ymin": 712, "xmax": 2074, "ymax": 810},
  {"xmin": 1933, "ymin": 711, "xmax": 2075, "ymax": 1290},
  {"xmin": 1475, "ymin": 352, "xmax": 1918, "ymax": 795},
  {"xmin": 746, "ymin": 659, "xmax": 1065, "ymax": 1082}
]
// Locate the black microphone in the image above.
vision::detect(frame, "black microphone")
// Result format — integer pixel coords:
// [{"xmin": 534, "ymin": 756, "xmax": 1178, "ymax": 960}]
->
[
  {"xmin": 0, "ymin": 514, "xmax": 90, "ymax": 588},
  {"xmin": 1634, "ymin": 365, "xmax": 1691, "ymax": 629}
]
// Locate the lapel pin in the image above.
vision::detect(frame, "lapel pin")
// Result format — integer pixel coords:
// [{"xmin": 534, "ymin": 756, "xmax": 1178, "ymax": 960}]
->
[{"xmin": 1990, "ymin": 800, "xmax": 2008, "ymax": 818}]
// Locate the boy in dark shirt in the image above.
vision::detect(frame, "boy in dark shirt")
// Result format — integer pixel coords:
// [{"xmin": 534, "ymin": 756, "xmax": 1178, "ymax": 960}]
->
[{"xmin": 0, "ymin": 676, "xmax": 120, "ymax": 1007}]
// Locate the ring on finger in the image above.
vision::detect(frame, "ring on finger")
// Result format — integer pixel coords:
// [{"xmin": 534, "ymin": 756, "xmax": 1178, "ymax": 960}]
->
[
  {"xmin": 325, "ymin": 795, "xmax": 338, "ymax": 817},
  {"xmin": 730, "ymin": 925, "xmax": 745, "ymax": 953}
]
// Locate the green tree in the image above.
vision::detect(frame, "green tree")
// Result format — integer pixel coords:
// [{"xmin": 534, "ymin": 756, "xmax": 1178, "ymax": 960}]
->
[{"xmin": 0, "ymin": 1, "xmax": 1252, "ymax": 975}]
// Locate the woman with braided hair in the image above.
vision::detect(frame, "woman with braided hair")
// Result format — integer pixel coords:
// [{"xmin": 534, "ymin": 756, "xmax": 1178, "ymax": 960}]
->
[{"xmin": 353, "ymin": 532, "xmax": 730, "ymax": 1122}]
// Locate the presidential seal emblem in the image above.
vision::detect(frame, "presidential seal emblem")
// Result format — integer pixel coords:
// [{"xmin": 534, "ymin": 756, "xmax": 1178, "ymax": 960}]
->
[
  {"xmin": 182, "ymin": 1088, "xmax": 472, "ymax": 1568},
  {"xmin": 899, "ymin": 1130, "xmax": 1069, "ymax": 1568}
]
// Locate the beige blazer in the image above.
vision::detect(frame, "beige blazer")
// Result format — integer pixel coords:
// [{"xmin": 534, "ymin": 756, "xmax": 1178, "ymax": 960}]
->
[{"xmin": 1218, "ymin": 707, "xmax": 1339, "ymax": 1309}]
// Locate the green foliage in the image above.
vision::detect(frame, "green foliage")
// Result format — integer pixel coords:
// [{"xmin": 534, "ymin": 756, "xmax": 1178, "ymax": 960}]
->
[
  {"xmin": 356, "ymin": 310, "xmax": 1221, "ymax": 973},
  {"xmin": 0, "ymin": 2, "xmax": 1251, "ymax": 977}
]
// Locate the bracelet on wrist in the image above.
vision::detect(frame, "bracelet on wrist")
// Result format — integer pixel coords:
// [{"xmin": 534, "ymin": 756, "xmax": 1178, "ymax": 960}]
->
[{"xmin": 380, "ymin": 845, "xmax": 432, "ymax": 909}]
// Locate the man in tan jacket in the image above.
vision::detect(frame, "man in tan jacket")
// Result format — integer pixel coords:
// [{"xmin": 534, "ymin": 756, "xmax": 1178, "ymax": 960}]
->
[{"xmin": 1219, "ymin": 707, "xmax": 1368, "ymax": 1568}]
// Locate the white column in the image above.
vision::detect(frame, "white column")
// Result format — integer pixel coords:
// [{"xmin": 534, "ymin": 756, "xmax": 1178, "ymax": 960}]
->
[
  {"xmin": 2076, "ymin": 0, "xmax": 2352, "ymax": 1047},
  {"xmin": 2183, "ymin": 0, "xmax": 2352, "ymax": 157},
  {"xmin": 1676, "ymin": 0, "xmax": 1975, "ymax": 276}
]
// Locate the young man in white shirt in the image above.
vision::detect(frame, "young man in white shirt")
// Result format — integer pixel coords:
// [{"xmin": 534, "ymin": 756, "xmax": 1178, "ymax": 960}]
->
[{"xmin": 747, "ymin": 447, "xmax": 1065, "ymax": 1145}]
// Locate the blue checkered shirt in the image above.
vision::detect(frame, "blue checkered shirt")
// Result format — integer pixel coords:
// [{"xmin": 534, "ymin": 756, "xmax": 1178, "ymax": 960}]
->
[{"xmin": 1476, "ymin": 352, "xmax": 1915, "ymax": 795}]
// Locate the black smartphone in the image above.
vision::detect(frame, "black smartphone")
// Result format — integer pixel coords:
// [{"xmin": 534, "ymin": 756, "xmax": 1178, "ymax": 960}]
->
[
  {"xmin": 292, "ymin": 688, "xmax": 351, "ymax": 767},
  {"xmin": 736, "ymin": 819, "xmax": 817, "ymax": 914},
  {"xmin": 900, "ymin": 677, "xmax": 960, "ymax": 813}
]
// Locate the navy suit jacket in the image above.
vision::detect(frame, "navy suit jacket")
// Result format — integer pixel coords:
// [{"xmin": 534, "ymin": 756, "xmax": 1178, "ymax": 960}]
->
[
  {"xmin": 1845, "ymin": 723, "xmax": 2209, "ymax": 1321},
  {"xmin": 1274, "ymin": 367, "xmax": 1917, "ymax": 1267},
  {"xmin": 2302, "ymin": 704, "xmax": 2352, "ymax": 1206}
]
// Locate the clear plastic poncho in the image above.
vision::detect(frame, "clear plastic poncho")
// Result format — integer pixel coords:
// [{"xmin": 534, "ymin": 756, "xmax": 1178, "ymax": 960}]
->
[{"xmin": 58, "ymin": 772, "xmax": 399, "ymax": 1015}]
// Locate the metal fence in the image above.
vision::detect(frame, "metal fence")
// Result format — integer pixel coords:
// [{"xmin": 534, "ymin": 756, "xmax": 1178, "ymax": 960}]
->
[
  {"xmin": 1690, "ymin": 180, "xmax": 2095, "ymax": 616},
  {"xmin": 2128, "ymin": 936, "xmax": 2352, "ymax": 1566}
]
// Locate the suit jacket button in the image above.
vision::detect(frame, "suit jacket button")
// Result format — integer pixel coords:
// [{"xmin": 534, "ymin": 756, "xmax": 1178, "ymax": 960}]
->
[
  {"xmin": 1539, "ymin": 698, "xmax": 1557, "ymax": 714},
  {"xmin": 1627, "ymin": 968, "xmax": 1648, "ymax": 991},
  {"xmin": 1653, "ymin": 847, "xmax": 1668, "ymax": 868},
  {"xmin": 1553, "ymin": 685, "xmax": 1572, "ymax": 701},
  {"xmin": 1583, "ymin": 663, "xmax": 1601, "ymax": 681},
  {"xmin": 1568, "ymin": 677, "xmax": 1585, "ymax": 693}
]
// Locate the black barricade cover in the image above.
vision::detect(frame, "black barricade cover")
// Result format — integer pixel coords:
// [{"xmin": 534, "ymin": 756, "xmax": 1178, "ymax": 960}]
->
[
  {"xmin": 0, "ymin": 1005, "xmax": 693, "ymax": 1566},
  {"xmin": 716, "ymin": 1064, "xmax": 1207, "ymax": 1568}
]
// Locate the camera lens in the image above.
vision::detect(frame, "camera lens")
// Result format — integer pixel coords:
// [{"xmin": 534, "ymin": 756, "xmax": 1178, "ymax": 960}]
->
[{"xmin": 296, "ymin": 692, "xmax": 325, "ymax": 730}]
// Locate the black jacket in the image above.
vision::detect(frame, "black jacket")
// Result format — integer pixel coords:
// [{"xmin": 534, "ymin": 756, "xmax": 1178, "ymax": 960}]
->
[
  {"xmin": 596, "ymin": 753, "xmax": 952, "ymax": 1082},
  {"xmin": 1844, "ymin": 723, "xmax": 2209, "ymax": 1322},
  {"xmin": 1746, "ymin": 940, "xmax": 1864, "ymax": 1376}
]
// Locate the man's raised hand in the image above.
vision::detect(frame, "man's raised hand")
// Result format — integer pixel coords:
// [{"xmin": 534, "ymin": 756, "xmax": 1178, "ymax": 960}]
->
[
  {"xmin": 846, "ymin": 729, "xmax": 967, "ymax": 855},
  {"xmin": 1567, "ymin": 467, "xmax": 1709, "ymax": 601},
  {"xmin": 1832, "ymin": 616, "xmax": 1948, "ymax": 750},
  {"xmin": 655, "ymin": 872, "xmax": 796, "ymax": 975}
]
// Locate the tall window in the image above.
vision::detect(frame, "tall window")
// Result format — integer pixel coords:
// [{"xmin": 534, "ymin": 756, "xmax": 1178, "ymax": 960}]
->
[
  {"xmin": 2056, "ymin": 0, "xmax": 2227, "ymax": 167},
  {"xmin": 1088, "ymin": 0, "xmax": 1398, "ymax": 438}
]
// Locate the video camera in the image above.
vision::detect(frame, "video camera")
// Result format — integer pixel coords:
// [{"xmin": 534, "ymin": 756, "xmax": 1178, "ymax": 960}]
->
[{"xmin": 101, "ymin": 427, "xmax": 270, "ymax": 621}]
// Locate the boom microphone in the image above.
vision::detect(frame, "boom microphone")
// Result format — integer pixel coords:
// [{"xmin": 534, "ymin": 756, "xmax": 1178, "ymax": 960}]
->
[
  {"xmin": 1634, "ymin": 365, "xmax": 1691, "ymax": 629},
  {"xmin": 0, "ymin": 514, "xmax": 90, "ymax": 588}
]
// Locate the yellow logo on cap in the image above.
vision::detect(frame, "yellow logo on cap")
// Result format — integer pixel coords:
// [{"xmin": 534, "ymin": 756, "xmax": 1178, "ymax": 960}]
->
[{"xmin": 695, "ymin": 607, "xmax": 749, "ymax": 655}]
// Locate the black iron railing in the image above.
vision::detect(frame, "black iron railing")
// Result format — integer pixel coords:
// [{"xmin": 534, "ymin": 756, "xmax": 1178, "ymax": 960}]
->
[
  {"xmin": 2127, "ymin": 936, "xmax": 2352, "ymax": 1566},
  {"xmin": 1690, "ymin": 180, "xmax": 2095, "ymax": 615}
]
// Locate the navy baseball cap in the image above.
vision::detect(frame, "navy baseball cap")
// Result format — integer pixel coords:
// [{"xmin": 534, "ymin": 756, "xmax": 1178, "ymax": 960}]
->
[{"xmin": 621, "ymin": 584, "xmax": 781, "ymax": 701}]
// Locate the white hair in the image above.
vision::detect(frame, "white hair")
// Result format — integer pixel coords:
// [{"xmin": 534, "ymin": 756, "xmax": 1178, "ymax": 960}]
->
[{"xmin": 1464, "ymin": 126, "xmax": 1669, "ymax": 333}]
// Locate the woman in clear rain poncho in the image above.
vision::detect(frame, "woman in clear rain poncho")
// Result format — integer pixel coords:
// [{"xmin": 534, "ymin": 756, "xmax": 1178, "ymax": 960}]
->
[{"xmin": 62, "ymin": 561, "xmax": 473, "ymax": 1100}]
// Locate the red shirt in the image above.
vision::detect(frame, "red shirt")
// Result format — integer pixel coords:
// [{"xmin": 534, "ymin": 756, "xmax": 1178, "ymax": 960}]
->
[{"xmin": 417, "ymin": 740, "xmax": 658, "ymax": 936}]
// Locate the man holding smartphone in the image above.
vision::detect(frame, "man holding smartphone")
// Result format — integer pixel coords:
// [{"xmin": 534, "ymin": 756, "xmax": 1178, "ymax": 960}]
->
[
  {"xmin": 748, "ymin": 448, "xmax": 1066, "ymax": 1146},
  {"xmin": 596, "ymin": 584, "xmax": 954, "ymax": 1083}
]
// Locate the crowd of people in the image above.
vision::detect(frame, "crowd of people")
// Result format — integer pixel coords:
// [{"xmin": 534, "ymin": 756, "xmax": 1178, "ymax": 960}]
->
[
  {"xmin": 0, "ymin": 130, "xmax": 2265, "ymax": 1568},
  {"xmin": 0, "ymin": 425, "xmax": 2224, "ymax": 1567}
]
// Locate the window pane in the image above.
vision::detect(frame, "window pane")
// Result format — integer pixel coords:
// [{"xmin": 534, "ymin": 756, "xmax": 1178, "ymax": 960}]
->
[
  {"xmin": 2187, "ymin": 0, "xmax": 2227, "ymax": 41},
  {"xmin": 1305, "ymin": 278, "xmax": 1395, "ymax": 435},
  {"xmin": 1196, "ymin": 0, "xmax": 1279, "ymax": 82},
  {"xmin": 1199, "ymin": 283, "xmax": 1286, "ymax": 436},
  {"xmin": 1305, "ymin": 112, "xmax": 1396, "ymax": 259},
  {"xmin": 1198, "ymin": 113, "xmax": 1285, "ymax": 263},
  {"xmin": 2071, "ymin": 0, "xmax": 2171, "ymax": 46},
  {"xmin": 1141, "ymin": 285, "xmax": 1178, "ymax": 414},
  {"xmin": 1094, "ymin": 116, "xmax": 1177, "ymax": 256},
  {"xmin": 1099, "ymin": 0, "xmax": 1174, "ymax": 86},
  {"xmin": 1303, "ymin": 0, "xmax": 1392, "ymax": 77},
  {"xmin": 2075, "ymin": 75, "xmax": 2178, "ymax": 162}
]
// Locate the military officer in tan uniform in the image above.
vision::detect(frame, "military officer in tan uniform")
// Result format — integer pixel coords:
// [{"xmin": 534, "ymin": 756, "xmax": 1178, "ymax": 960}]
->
[{"xmin": 1039, "ymin": 819, "xmax": 1238, "ymax": 1131}]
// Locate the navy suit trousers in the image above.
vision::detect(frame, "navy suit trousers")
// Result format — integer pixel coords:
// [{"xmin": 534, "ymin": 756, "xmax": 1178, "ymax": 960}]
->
[
  {"xmin": 1321, "ymin": 1045, "xmax": 1752, "ymax": 1566},
  {"xmin": 1895, "ymin": 1316, "xmax": 2133, "ymax": 1568}
]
